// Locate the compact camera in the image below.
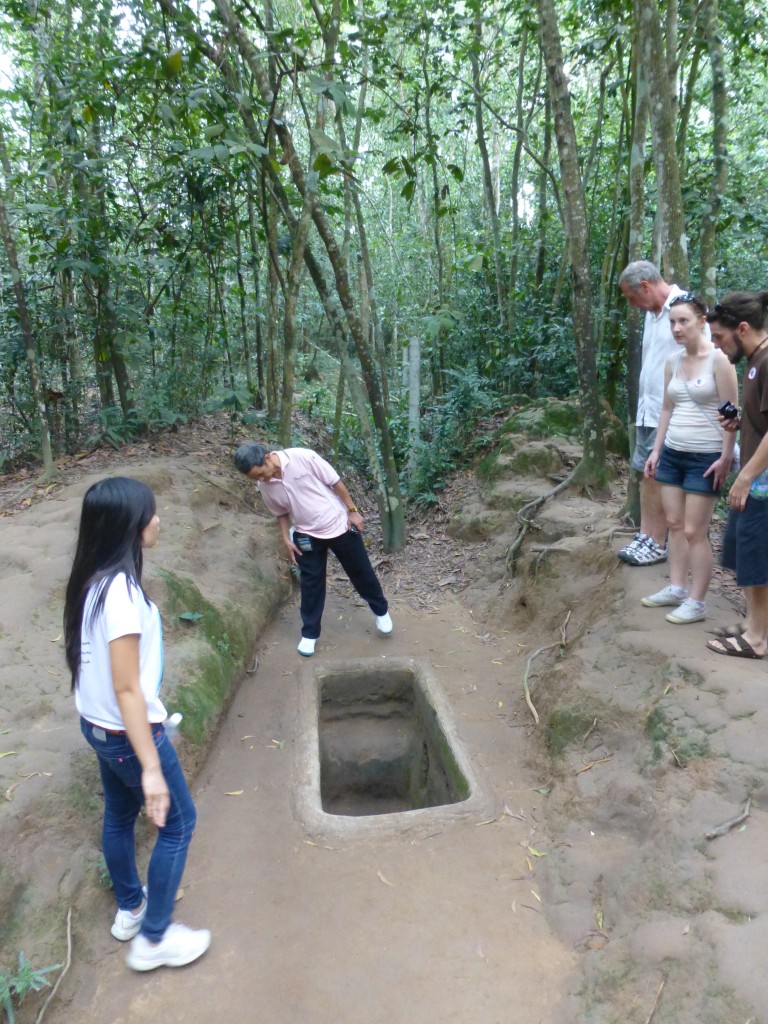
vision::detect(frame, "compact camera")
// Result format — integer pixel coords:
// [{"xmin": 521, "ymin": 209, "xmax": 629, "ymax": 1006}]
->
[{"xmin": 717, "ymin": 400, "xmax": 739, "ymax": 421}]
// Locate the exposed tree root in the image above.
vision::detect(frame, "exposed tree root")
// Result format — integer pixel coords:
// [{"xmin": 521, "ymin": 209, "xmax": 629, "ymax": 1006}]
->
[
  {"xmin": 505, "ymin": 467, "xmax": 579, "ymax": 571},
  {"xmin": 522, "ymin": 610, "xmax": 571, "ymax": 724}
]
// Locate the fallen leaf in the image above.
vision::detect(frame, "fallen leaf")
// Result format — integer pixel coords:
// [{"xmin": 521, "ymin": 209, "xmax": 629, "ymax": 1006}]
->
[
  {"xmin": 377, "ymin": 870, "xmax": 394, "ymax": 886},
  {"xmin": 224, "ymin": 790, "xmax": 244, "ymax": 796},
  {"xmin": 526, "ymin": 857, "xmax": 533, "ymax": 873},
  {"xmin": 241, "ymin": 735, "xmax": 256, "ymax": 741},
  {"xmin": 0, "ymin": 752, "xmax": 17, "ymax": 758},
  {"xmin": 526, "ymin": 846, "xmax": 548, "ymax": 858},
  {"xmin": 270, "ymin": 739, "xmax": 285, "ymax": 749},
  {"xmin": 304, "ymin": 840, "xmax": 334, "ymax": 850},
  {"xmin": 530, "ymin": 889, "xmax": 541, "ymax": 902},
  {"xmin": 175, "ymin": 887, "xmax": 184, "ymax": 902},
  {"xmin": 50, "ymin": 633, "xmax": 62, "ymax": 643},
  {"xmin": 476, "ymin": 818, "xmax": 497, "ymax": 826},
  {"xmin": 491, "ymin": 659, "xmax": 504, "ymax": 665}
]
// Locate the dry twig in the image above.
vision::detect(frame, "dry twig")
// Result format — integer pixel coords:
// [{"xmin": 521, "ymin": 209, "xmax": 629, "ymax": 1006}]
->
[
  {"xmin": 36, "ymin": 906, "xmax": 72, "ymax": 1024},
  {"xmin": 705, "ymin": 797, "xmax": 751, "ymax": 840},
  {"xmin": 644, "ymin": 973, "xmax": 667, "ymax": 1024}
]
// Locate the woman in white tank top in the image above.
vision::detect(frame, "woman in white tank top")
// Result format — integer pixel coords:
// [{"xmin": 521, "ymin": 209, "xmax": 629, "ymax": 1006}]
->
[{"xmin": 642, "ymin": 293, "xmax": 738, "ymax": 623}]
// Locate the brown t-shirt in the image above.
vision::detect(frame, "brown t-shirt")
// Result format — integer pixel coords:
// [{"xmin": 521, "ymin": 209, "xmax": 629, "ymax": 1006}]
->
[{"xmin": 741, "ymin": 346, "xmax": 768, "ymax": 464}]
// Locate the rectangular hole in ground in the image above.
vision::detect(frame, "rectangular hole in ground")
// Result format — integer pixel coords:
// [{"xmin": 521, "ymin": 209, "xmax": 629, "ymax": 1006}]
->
[{"xmin": 319, "ymin": 665, "xmax": 471, "ymax": 817}]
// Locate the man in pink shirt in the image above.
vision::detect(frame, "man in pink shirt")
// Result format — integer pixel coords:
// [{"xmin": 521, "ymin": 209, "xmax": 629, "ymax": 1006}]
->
[{"xmin": 234, "ymin": 442, "xmax": 392, "ymax": 656}]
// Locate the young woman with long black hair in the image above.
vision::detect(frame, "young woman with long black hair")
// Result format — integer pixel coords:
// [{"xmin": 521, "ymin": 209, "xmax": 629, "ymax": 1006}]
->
[{"xmin": 64, "ymin": 477, "xmax": 210, "ymax": 971}]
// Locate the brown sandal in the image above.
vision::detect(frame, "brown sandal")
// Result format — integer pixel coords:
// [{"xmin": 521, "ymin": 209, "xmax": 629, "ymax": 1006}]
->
[{"xmin": 706, "ymin": 635, "xmax": 765, "ymax": 659}]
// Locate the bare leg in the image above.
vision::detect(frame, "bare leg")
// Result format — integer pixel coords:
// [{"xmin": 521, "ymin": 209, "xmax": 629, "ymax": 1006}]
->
[
  {"xmin": 659, "ymin": 485, "xmax": 688, "ymax": 590},
  {"xmin": 681, "ymin": 492, "xmax": 718, "ymax": 601},
  {"xmin": 640, "ymin": 476, "xmax": 668, "ymax": 547},
  {"xmin": 743, "ymin": 585, "xmax": 768, "ymax": 656}
]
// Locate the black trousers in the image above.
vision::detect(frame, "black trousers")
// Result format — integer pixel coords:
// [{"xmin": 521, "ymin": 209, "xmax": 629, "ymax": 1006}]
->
[{"xmin": 294, "ymin": 529, "xmax": 388, "ymax": 639}]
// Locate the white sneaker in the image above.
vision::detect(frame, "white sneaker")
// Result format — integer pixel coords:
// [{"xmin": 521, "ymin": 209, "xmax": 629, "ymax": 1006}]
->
[
  {"xmin": 666, "ymin": 599, "xmax": 706, "ymax": 624},
  {"xmin": 111, "ymin": 886, "xmax": 148, "ymax": 941},
  {"xmin": 375, "ymin": 612, "xmax": 393, "ymax": 635},
  {"xmin": 641, "ymin": 585, "xmax": 688, "ymax": 608},
  {"xmin": 126, "ymin": 923, "xmax": 211, "ymax": 972},
  {"xmin": 297, "ymin": 637, "xmax": 316, "ymax": 657}
]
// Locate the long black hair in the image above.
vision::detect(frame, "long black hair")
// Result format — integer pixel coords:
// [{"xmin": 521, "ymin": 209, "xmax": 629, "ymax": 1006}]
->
[{"xmin": 64, "ymin": 477, "xmax": 156, "ymax": 690}]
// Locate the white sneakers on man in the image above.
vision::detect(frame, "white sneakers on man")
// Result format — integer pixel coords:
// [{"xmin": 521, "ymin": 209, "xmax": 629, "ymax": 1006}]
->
[
  {"xmin": 297, "ymin": 637, "xmax": 316, "ymax": 657},
  {"xmin": 375, "ymin": 612, "xmax": 393, "ymax": 635}
]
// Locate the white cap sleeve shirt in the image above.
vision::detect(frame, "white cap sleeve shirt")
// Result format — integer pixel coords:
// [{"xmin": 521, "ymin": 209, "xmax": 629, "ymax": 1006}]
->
[{"xmin": 75, "ymin": 573, "xmax": 167, "ymax": 730}]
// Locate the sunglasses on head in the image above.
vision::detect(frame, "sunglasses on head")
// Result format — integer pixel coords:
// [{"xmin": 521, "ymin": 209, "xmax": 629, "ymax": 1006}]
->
[{"xmin": 669, "ymin": 291, "xmax": 697, "ymax": 306}]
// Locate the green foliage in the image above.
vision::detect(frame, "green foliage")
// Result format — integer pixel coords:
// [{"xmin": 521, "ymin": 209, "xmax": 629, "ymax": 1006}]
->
[
  {"xmin": 404, "ymin": 368, "xmax": 497, "ymax": 504},
  {"xmin": 0, "ymin": 953, "xmax": 61, "ymax": 1024}
]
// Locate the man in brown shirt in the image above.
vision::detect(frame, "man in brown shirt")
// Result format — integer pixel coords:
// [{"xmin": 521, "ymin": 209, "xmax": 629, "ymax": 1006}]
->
[{"xmin": 705, "ymin": 291, "xmax": 768, "ymax": 658}]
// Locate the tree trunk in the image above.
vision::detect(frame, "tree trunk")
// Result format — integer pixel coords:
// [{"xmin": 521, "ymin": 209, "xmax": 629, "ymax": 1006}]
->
[
  {"xmin": 634, "ymin": 0, "xmax": 689, "ymax": 285},
  {"xmin": 470, "ymin": 6, "xmax": 506, "ymax": 329},
  {"xmin": 699, "ymin": 0, "xmax": 727, "ymax": 304},
  {"xmin": 0, "ymin": 194, "xmax": 54, "ymax": 473},
  {"xmin": 536, "ymin": 0, "xmax": 606, "ymax": 485}
]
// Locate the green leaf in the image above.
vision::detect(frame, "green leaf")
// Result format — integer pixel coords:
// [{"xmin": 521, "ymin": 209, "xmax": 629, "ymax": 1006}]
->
[
  {"xmin": 178, "ymin": 612, "xmax": 204, "ymax": 623},
  {"xmin": 203, "ymin": 124, "xmax": 225, "ymax": 138},
  {"xmin": 401, "ymin": 179, "xmax": 416, "ymax": 202},
  {"xmin": 308, "ymin": 127, "xmax": 341, "ymax": 155},
  {"xmin": 188, "ymin": 146, "xmax": 216, "ymax": 162},
  {"xmin": 465, "ymin": 253, "xmax": 483, "ymax": 272},
  {"xmin": 312, "ymin": 151, "xmax": 337, "ymax": 177},
  {"xmin": 382, "ymin": 157, "xmax": 402, "ymax": 175},
  {"xmin": 447, "ymin": 163, "xmax": 464, "ymax": 182},
  {"xmin": 163, "ymin": 48, "xmax": 183, "ymax": 78}
]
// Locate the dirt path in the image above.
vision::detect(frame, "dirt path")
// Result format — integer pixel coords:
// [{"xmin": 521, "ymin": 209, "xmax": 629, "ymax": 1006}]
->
[
  {"xmin": 4, "ymin": 417, "xmax": 768, "ymax": 1023},
  {"xmin": 52, "ymin": 589, "xmax": 574, "ymax": 1024}
]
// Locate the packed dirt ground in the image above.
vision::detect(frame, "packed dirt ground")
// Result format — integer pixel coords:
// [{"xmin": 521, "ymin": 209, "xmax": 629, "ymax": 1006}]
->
[{"xmin": 1, "ymin": 411, "xmax": 766, "ymax": 1023}]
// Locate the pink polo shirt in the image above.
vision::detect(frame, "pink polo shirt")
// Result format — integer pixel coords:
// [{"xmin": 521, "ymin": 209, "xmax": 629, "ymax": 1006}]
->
[{"xmin": 257, "ymin": 448, "xmax": 349, "ymax": 539}]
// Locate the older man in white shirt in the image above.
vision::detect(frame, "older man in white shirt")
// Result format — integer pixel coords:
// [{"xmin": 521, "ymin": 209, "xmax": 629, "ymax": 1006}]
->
[{"xmin": 618, "ymin": 261, "xmax": 684, "ymax": 566}]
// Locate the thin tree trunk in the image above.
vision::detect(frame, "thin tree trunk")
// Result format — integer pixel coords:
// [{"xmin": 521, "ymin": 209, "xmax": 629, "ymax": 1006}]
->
[
  {"xmin": 0, "ymin": 195, "xmax": 54, "ymax": 473},
  {"xmin": 699, "ymin": 0, "xmax": 727, "ymax": 304},
  {"xmin": 634, "ymin": 0, "xmax": 689, "ymax": 285},
  {"xmin": 537, "ymin": 0, "xmax": 606, "ymax": 484},
  {"xmin": 470, "ymin": 6, "xmax": 506, "ymax": 329}
]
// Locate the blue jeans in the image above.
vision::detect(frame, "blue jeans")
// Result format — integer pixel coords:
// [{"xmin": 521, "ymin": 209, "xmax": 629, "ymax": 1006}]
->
[
  {"xmin": 294, "ymin": 528, "xmax": 388, "ymax": 639},
  {"xmin": 81, "ymin": 718, "xmax": 197, "ymax": 942}
]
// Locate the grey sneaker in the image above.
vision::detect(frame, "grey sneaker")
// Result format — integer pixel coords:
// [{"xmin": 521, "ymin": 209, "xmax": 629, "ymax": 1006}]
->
[
  {"xmin": 126, "ymin": 923, "xmax": 211, "ymax": 971},
  {"xmin": 641, "ymin": 585, "xmax": 688, "ymax": 608},
  {"xmin": 625, "ymin": 537, "xmax": 667, "ymax": 566},
  {"xmin": 666, "ymin": 599, "xmax": 706, "ymax": 624},
  {"xmin": 618, "ymin": 533, "xmax": 647, "ymax": 563},
  {"xmin": 111, "ymin": 886, "xmax": 148, "ymax": 941}
]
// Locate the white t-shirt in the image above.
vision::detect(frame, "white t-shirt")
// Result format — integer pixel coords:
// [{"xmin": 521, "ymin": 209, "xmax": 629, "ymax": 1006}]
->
[
  {"xmin": 636, "ymin": 284, "xmax": 684, "ymax": 428},
  {"xmin": 75, "ymin": 573, "xmax": 166, "ymax": 730}
]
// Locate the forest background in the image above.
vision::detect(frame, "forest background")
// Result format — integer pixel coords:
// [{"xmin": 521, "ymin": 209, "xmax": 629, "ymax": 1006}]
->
[{"xmin": 1, "ymin": 0, "xmax": 766, "ymax": 549}]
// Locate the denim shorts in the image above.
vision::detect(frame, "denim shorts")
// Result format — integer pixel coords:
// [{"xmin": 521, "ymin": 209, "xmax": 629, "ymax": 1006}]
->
[
  {"xmin": 721, "ymin": 498, "xmax": 768, "ymax": 587},
  {"xmin": 654, "ymin": 446, "xmax": 721, "ymax": 495},
  {"xmin": 631, "ymin": 426, "xmax": 657, "ymax": 471}
]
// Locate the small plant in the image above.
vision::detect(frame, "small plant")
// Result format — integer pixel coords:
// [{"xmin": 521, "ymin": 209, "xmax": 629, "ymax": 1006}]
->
[{"xmin": 0, "ymin": 953, "xmax": 62, "ymax": 1024}]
